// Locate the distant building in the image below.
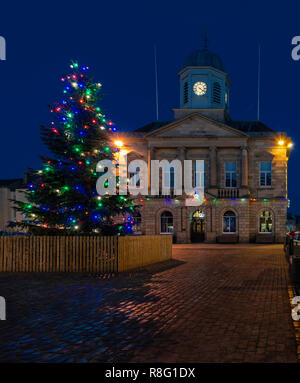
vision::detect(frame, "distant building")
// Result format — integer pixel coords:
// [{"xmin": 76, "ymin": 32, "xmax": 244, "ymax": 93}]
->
[
  {"xmin": 0, "ymin": 178, "xmax": 27, "ymax": 231},
  {"xmin": 287, "ymin": 213, "xmax": 300, "ymax": 232},
  {"xmin": 287, "ymin": 213, "xmax": 296, "ymax": 232}
]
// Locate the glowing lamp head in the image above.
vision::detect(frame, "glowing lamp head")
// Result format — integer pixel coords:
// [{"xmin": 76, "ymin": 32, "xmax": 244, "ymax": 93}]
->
[
  {"xmin": 288, "ymin": 143, "xmax": 294, "ymax": 148},
  {"xmin": 278, "ymin": 140, "xmax": 284, "ymax": 146},
  {"xmin": 114, "ymin": 140, "xmax": 123, "ymax": 148}
]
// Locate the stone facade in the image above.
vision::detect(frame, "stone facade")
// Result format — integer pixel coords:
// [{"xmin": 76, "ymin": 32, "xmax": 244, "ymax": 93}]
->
[
  {"xmin": 119, "ymin": 114, "xmax": 291, "ymax": 243},
  {"xmin": 117, "ymin": 47, "xmax": 292, "ymax": 244}
]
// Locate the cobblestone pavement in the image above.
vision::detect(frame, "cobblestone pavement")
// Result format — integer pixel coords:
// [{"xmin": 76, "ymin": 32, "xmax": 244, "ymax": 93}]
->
[{"xmin": 0, "ymin": 244, "xmax": 297, "ymax": 362}]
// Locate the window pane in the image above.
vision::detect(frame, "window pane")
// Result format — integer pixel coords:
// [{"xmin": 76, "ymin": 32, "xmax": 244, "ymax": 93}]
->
[
  {"xmin": 225, "ymin": 173, "xmax": 231, "ymax": 187},
  {"xmin": 259, "ymin": 211, "xmax": 272, "ymax": 232},
  {"xmin": 161, "ymin": 212, "xmax": 173, "ymax": 233},
  {"xmin": 231, "ymin": 173, "xmax": 237, "ymax": 187},
  {"xmin": 260, "ymin": 161, "xmax": 271, "ymax": 171},
  {"xmin": 224, "ymin": 211, "xmax": 235, "ymax": 217},
  {"xmin": 266, "ymin": 219, "xmax": 272, "ymax": 232},
  {"xmin": 195, "ymin": 172, "xmax": 200, "ymax": 187},
  {"xmin": 163, "ymin": 172, "xmax": 170, "ymax": 188},
  {"xmin": 266, "ymin": 172, "xmax": 272, "ymax": 186},
  {"xmin": 129, "ymin": 171, "xmax": 140, "ymax": 187},
  {"xmin": 225, "ymin": 162, "xmax": 236, "ymax": 171},
  {"xmin": 260, "ymin": 218, "xmax": 266, "ymax": 232},
  {"xmin": 260, "ymin": 173, "xmax": 266, "ymax": 186},
  {"xmin": 133, "ymin": 213, "xmax": 142, "ymax": 232},
  {"xmin": 194, "ymin": 161, "xmax": 205, "ymax": 188},
  {"xmin": 201, "ymin": 172, "xmax": 205, "ymax": 187},
  {"xmin": 230, "ymin": 217, "xmax": 236, "ymax": 232},
  {"xmin": 170, "ymin": 168, "xmax": 175, "ymax": 188},
  {"xmin": 223, "ymin": 217, "xmax": 230, "ymax": 232}
]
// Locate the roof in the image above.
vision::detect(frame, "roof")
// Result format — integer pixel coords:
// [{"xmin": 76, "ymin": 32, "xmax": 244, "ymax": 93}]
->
[
  {"xmin": 229, "ymin": 121, "xmax": 275, "ymax": 136},
  {"xmin": 182, "ymin": 48, "xmax": 225, "ymax": 72},
  {"xmin": 132, "ymin": 119, "xmax": 275, "ymax": 137},
  {"xmin": 134, "ymin": 121, "xmax": 171, "ymax": 134},
  {"xmin": 0, "ymin": 178, "xmax": 25, "ymax": 190}
]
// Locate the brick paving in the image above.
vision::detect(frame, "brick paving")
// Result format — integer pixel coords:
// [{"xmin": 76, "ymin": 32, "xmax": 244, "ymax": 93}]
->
[{"xmin": 0, "ymin": 244, "xmax": 297, "ymax": 362}]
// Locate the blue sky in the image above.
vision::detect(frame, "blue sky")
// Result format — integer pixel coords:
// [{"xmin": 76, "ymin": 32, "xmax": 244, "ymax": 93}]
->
[{"xmin": 0, "ymin": 0, "xmax": 300, "ymax": 212}]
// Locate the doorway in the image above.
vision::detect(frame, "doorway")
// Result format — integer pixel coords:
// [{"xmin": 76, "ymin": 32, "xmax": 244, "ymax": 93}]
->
[{"xmin": 191, "ymin": 210, "xmax": 205, "ymax": 243}]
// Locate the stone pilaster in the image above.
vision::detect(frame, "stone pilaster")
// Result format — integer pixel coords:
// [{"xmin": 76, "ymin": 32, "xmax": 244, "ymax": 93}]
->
[
  {"xmin": 148, "ymin": 146, "xmax": 155, "ymax": 190},
  {"xmin": 209, "ymin": 146, "xmax": 217, "ymax": 187},
  {"xmin": 241, "ymin": 146, "xmax": 248, "ymax": 187}
]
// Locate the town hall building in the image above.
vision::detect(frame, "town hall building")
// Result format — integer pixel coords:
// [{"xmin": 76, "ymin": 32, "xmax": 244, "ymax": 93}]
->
[{"xmin": 119, "ymin": 45, "xmax": 292, "ymax": 243}]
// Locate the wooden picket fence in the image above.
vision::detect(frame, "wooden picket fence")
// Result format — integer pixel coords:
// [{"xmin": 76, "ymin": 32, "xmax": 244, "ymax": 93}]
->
[
  {"xmin": 0, "ymin": 236, "xmax": 118, "ymax": 273},
  {"xmin": 0, "ymin": 235, "xmax": 172, "ymax": 273}
]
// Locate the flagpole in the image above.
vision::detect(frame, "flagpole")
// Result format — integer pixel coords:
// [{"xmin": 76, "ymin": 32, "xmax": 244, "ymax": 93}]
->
[
  {"xmin": 154, "ymin": 44, "xmax": 159, "ymax": 121},
  {"xmin": 257, "ymin": 44, "xmax": 261, "ymax": 121}
]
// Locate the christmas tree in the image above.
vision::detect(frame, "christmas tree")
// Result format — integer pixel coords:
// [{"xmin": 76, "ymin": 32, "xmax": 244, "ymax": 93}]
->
[{"xmin": 12, "ymin": 61, "xmax": 136, "ymax": 235}]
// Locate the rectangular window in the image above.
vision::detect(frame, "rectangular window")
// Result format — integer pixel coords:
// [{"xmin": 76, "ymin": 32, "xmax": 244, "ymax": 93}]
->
[
  {"xmin": 129, "ymin": 170, "xmax": 140, "ymax": 187},
  {"xmin": 225, "ymin": 161, "xmax": 237, "ymax": 188},
  {"xmin": 170, "ymin": 167, "xmax": 175, "ymax": 189},
  {"xmin": 194, "ymin": 160, "xmax": 206, "ymax": 188},
  {"xmin": 162, "ymin": 167, "xmax": 175, "ymax": 189},
  {"xmin": 133, "ymin": 214, "xmax": 142, "ymax": 233},
  {"xmin": 259, "ymin": 161, "xmax": 272, "ymax": 187}
]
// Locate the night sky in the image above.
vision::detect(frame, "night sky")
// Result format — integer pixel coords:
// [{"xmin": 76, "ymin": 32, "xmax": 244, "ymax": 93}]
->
[{"xmin": 0, "ymin": 1, "xmax": 300, "ymax": 212}]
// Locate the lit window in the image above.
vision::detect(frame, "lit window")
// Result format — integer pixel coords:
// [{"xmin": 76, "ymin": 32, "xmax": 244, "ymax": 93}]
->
[
  {"xmin": 133, "ymin": 212, "xmax": 142, "ymax": 233},
  {"xmin": 225, "ymin": 162, "xmax": 237, "ymax": 187},
  {"xmin": 260, "ymin": 162, "xmax": 272, "ymax": 187},
  {"xmin": 212, "ymin": 82, "xmax": 221, "ymax": 104},
  {"xmin": 223, "ymin": 211, "xmax": 236, "ymax": 233},
  {"xmin": 160, "ymin": 211, "xmax": 173, "ymax": 233},
  {"xmin": 259, "ymin": 211, "xmax": 272, "ymax": 233}
]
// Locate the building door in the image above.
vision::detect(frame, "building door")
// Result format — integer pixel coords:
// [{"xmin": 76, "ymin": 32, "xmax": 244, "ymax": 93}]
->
[{"xmin": 191, "ymin": 210, "xmax": 205, "ymax": 243}]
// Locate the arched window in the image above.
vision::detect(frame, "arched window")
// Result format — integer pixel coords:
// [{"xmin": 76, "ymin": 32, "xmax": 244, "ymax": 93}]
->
[
  {"xmin": 212, "ymin": 82, "xmax": 221, "ymax": 104},
  {"xmin": 133, "ymin": 212, "xmax": 142, "ymax": 233},
  {"xmin": 259, "ymin": 211, "xmax": 273, "ymax": 233},
  {"xmin": 223, "ymin": 210, "xmax": 236, "ymax": 233},
  {"xmin": 183, "ymin": 82, "xmax": 188, "ymax": 104},
  {"xmin": 160, "ymin": 211, "xmax": 173, "ymax": 233}
]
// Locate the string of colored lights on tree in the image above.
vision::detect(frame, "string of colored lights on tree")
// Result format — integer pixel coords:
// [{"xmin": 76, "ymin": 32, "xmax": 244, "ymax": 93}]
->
[{"xmin": 12, "ymin": 61, "xmax": 137, "ymax": 235}]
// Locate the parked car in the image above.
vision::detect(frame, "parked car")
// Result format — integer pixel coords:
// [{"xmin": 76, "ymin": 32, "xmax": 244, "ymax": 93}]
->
[{"xmin": 293, "ymin": 232, "xmax": 300, "ymax": 245}]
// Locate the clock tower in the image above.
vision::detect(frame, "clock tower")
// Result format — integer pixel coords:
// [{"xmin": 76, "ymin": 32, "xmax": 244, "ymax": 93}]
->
[{"xmin": 176, "ymin": 45, "xmax": 231, "ymax": 122}]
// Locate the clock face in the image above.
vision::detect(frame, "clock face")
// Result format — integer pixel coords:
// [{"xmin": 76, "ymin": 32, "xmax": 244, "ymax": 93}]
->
[{"xmin": 193, "ymin": 81, "xmax": 207, "ymax": 96}]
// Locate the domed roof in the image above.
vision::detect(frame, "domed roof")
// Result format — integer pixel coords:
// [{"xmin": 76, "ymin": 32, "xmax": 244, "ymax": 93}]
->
[{"xmin": 182, "ymin": 48, "xmax": 225, "ymax": 72}]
